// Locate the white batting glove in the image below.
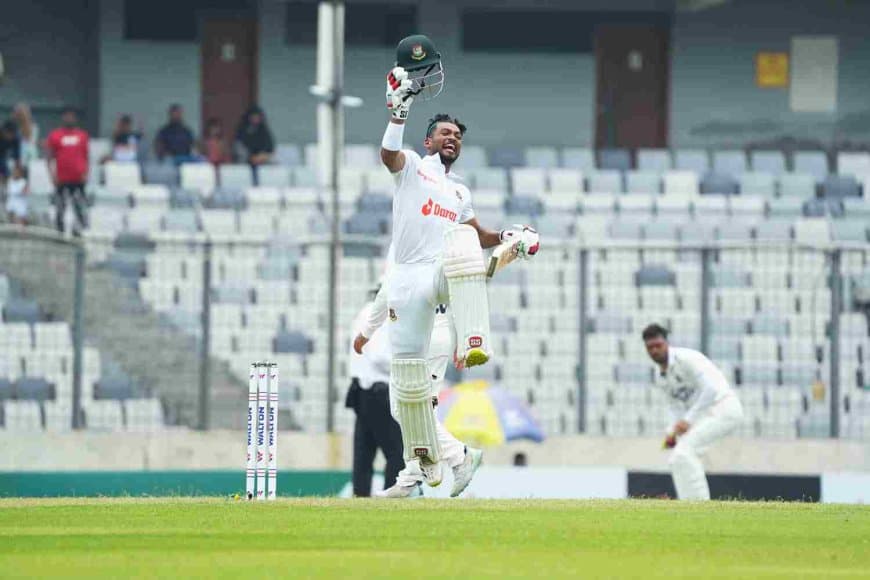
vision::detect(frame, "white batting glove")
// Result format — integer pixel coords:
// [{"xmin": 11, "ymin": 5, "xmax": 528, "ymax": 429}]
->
[
  {"xmin": 499, "ymin": 224, "xmax": 540, "ymax": 259},
  {"xmin": 386, "ymin": 67, "xmax": 414, "ymax": 120}
]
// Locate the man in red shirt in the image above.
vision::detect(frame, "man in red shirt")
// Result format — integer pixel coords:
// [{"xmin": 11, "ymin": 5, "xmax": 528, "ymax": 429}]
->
[{"xmin": 46, "ymin": 107, "xmax": 89, "ymax": 234}]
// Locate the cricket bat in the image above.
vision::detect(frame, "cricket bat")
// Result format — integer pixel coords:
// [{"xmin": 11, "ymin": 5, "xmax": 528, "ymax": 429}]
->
[{"xmin": 486, "ymin": 238, "xmax": 523, "ymax": 279}]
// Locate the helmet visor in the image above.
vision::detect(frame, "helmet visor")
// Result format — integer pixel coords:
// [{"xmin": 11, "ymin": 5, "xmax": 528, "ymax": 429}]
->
[{"xmin": 407, "ymin": 61, "xmax": 444, "ymax": 101}]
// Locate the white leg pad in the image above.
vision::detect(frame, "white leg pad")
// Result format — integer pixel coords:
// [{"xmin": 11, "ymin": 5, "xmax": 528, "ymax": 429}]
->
[
  {"xmin": 443, "ymin": 225, "xmax": 491, "ymax": 360},
  {"xmin": 392, "ymin": 358, "xmax": 441, "ymax": 464}
]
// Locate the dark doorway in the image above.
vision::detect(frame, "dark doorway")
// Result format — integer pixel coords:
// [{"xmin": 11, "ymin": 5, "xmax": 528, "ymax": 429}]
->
[
  {"xmin": 595, "ymin": 25, "xmax": 669, "ymax": 149},
  {"xmin": 201, "ymin": 19, "xmax": 258, "ymax": 145}
]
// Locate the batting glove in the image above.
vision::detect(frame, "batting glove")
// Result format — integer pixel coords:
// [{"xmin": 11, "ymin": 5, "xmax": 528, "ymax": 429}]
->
[
  {"xmin": 386, "ymin": 67, "xmax": 414, "ymax": 120},
  {"xmin": 499, "ymin": 224, "xmax": 540, "ymax": 260}
]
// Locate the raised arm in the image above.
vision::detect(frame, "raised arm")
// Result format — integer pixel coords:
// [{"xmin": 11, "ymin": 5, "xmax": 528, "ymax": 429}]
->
[
  {"xmin": 380, "ymin": 119, "xmax": 406, "ymax": 174},
  {"xmin": 381, "ymin": 67, "xmax": 414, "ymax": 174}
]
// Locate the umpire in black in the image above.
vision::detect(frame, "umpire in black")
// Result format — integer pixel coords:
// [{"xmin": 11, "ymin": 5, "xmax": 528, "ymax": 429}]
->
[{"xmin": 345, "ymin": 284, "xmax": 404, "ymax": 496}]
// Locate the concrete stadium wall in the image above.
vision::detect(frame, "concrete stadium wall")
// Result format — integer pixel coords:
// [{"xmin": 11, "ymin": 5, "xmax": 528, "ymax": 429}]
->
[{"xmin": 1, "ymin": 431, "xmax": 867, "ymax": 474}]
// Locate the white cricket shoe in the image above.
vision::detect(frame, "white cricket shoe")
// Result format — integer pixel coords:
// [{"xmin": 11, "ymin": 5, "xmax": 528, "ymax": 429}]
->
[
  {"xmin": 450, "ymin": 447, "xmax": 483, "ymax": 497},
  {"xmin": 374, "ymin": 482, "xmax": 423, "ymax": 499},
  {"xmin": 420, "ymin": 459, "xmax": 443, "ymax": 487}
]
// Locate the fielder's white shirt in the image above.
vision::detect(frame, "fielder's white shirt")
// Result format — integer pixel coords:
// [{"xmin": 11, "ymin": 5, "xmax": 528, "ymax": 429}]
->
[
  {"xmin": 391, "ymin": 150, "xmax": 474, "ymax": 264},
  {"xmin": 349, "ymin": 303, "xmax": 391, "ymax": 389},
  {"xmin": 656, "ymin": 347, "xmax": 735, "ymax": 424}
]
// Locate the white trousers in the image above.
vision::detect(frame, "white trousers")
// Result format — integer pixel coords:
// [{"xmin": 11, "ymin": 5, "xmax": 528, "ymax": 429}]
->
[
  {"xmin": 387, "ymin": 263, "xmax": 466, "ymax": 483},
  {"xmin": 669, "ymin": 395, "xmax": 744, "ymax": 500}
]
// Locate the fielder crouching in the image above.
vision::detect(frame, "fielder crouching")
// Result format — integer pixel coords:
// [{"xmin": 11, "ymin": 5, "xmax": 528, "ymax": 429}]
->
[{"xmin": 642, "ymin": 323, "xmax": 744, "ymax": 500}]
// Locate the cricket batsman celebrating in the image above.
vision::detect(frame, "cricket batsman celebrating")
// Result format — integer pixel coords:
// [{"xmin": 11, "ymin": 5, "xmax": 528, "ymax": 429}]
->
[
  {"xmin": 642, "ymin": 324, "xmax": 744, "ymax": 500},
  {"xmin": 377, "ymin": 34, "xmax": 540, "ymax": 491}
]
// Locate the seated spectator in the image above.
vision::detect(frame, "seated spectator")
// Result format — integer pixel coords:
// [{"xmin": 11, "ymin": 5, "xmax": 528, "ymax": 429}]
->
[
  {"xmin": 201, "ymin": 117, "xmax": 230, "ymax": 166},
  {"xmin": 12, "ymin": 102, "xmax": 39, "ymax": 166},
  {"xmin": 102, "ymin": 114, "xmax": 142, "ymax": 163},
  {"xmin": 235, "ymin": 105, "xmax": 274, "ymax": 167},
  {"xmin": 155, "ymin": 104, "xmax": 197, "ymax": 164},
  {"xmin": 5, "ymin": 164, "xmax": 29, "ymax": 225},
  {"xmin": 0, "ymin": 120, "xmax": 21, "ymax": 187}
]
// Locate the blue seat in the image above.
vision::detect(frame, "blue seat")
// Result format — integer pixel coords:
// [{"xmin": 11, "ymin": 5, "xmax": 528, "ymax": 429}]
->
[
  {"xmin": 712, "ymin": 267, "xmax": 750, "ymax": 288},
  {"xmin": 793, "ymin": 151, "xmax": 829, "ymax": 183},
  {"xmin": 804, "ymin": 198, "xmax": 843, "ymax": 218},
  {"xmin": 212, "ymin": 284, "xmax": 250, "ymax": 305},
  {"xmin": 488, "ymin": 147, "xmax": 526, "ymax": 168},
  {"xmin": 344, "ymin": 212, "xmax": 387, "ymax": 236},
  {"xmin": 273, "ymin": 330, "xmax": 311, "ymax": 354},
  {"xmin": 505, "ymin": 195, "xmax": 543, "ymax": 216},
  {"xmin": 712, "ymin": 150, "xmax": 747, "ymax": 175},
  {"xmin": 561, "ymin": 148, "xmax": 596, "ymax": 171},
  {"xmin": 357, "ymin": 193, "xmax": 392, "ymax": 214},
  {"xmin": 208, "ymin": 188, "xmax": 246, "ymax": 210},
  {"xmin": 3, "ymin": 298, "xmax": 40, "ymax": 323},
  {"xmin": 614, "ymin": 362, "xmax": 653, "ymax": 384},
  {"xmin": 95, "ymin": 375, "xmax": 135, "ymax": 400},
  {"xmin": 750, "ymin": 151, "xmax": 786, "ymax": 175},
  {"xmin": 822, "ymin": 175, "xmax": 860, "ymax": 198},
  {"xmin": 0, "ymin": 378, "xmax": 14, "ymax": 400},
  {"xmin": 674, "ymin": 149, "xmax": 710, "ymax": 173},
  {"xmin": 143, "ymin": 163, "xmax": 179, "ymax": 187},
  {"xmin": 170, "ymin": 188, "xmax": 199, "ymax": 209},
  {"xmin": 599, "ymin": 149, "xmax": 632, "ymax": 171},
  {"xmin": 701, "ymin": 173, "xmax": 739, "ymax": 195},
  {"xmin": 635, "ymin": 265, "xmax": 675, "ymax": 286},
  {"xmin": 590, "ymin": 313, "xmax": 632, "ymax": 334},
  {"xmin": 107, "ymin": 252, "xmax": 146, "ymax": 282},
  {"xmin": 15, "ymin": 377, "xmax": 54, "ymax": 400}
]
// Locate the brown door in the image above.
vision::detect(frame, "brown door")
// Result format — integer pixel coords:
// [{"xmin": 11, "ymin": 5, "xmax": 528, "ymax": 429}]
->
[
  {"xmin": 201, "ymin": 19, "xmax": 258, "ymax": 148},
  {"xmin": 595, "ymin": 26, "xmax": 669, "ymax": 149}
]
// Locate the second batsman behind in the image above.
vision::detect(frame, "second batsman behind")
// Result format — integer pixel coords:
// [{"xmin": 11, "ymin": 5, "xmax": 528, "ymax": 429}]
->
[
  {"xmin": 379, "ymin": 35, "xmax": 540, "ymax": 489},
  {"xmin": 642, "ymin": 324, "xmax": 744, "ymax": 500}
]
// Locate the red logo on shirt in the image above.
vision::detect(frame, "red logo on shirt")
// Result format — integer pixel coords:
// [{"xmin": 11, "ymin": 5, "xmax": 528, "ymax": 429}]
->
[{"xmin": 420, "ymin": 198, "xmax": 457, "ymax": 221}]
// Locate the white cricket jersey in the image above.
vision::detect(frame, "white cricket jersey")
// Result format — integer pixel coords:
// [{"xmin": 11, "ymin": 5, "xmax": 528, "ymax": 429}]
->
[
  {"xmin": 656, "ymin": 347, "xmax": 736, "ymax": 424},
  {"xmin": 390, "ymin": 149, "xmax": 475, "ymax": 264},
  {"xmin": 349, "ymin": 302, "xmax": 391, "ymax": 389}
]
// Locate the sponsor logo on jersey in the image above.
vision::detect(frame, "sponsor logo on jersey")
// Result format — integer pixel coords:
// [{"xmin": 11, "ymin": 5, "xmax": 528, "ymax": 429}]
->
[
  {"xmin": 468, "ymin": 335, "xmax": 483, "ymax": 348},
  {"xmin": 417, "ymin": 169, "xmax": 438, "ymax": 184},
  {"xmin": 420, "ymin": 197, "xmax": 457, "ymax": 221}
]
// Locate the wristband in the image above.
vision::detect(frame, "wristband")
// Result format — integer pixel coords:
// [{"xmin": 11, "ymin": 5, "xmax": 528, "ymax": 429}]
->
[{"xmin": 381, "ymin": 121, "xmax": 404, "ymax": 152}]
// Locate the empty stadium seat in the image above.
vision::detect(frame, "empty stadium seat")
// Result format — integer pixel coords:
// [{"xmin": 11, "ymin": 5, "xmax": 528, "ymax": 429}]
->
[
  {"xmin": 525, "ymin": 146, "xmax": 559, "ymax": 168},
  {"xmin": 274, "ymin": 330, "xmax": 311, "ymax": 354},
  {"xmin": 836, "ymin": 152, "xmax": 870, "ymax": 179},
  {"xmin": 674, "ymin": 149, "xmax": 710, "ymax": 173},
  {"xmin": 625, "ymin": 171, "xmax": 660, "ymax": 194},
  {"xmin": 793, "ymin": 151, "xmax": 829, "ymax": 183},
  {"xmin": 470, "ymin": 168, "xmax": 509, "ymax": 192},
  {"xmin": 598, "ymin": 149, "xmax": 631, "ymax": 171},
  {"xmin": 636, "ymin": 149, "xmax": 671, "ymax": 172},
  {"xmin": 831, "ymin": 220, "xmax": 868, "ymax": 242},
  {"xmin": 701, "ymin": 173, "xmax": 739, "ymax": 195},
  {"xmin": 587, "ymin": 170, "xmax": 622, "ymax": 193},
  {"xmin": 663, "ymin": 171, "xmax": 699, "ymax": 196},
  {"xmin": 739, "ymin": 172, "xmax": 776, "ymax": 196},
  {"xmin": 822, "ymin": 175, "xmax": 860, "ymax": 198},
  {"xmin": 180, "ymin": 163, "xmax": 217, "ymax": 194},
  {"xmin": 104, "ymin": 162, "xmax": 142, "ymax": 190},
  {"xmin": 256, "ymin": 165, "xmax": 291, "ymax": 188},
  {"xmin": 561, "ymin": 147, "xmax": 595, "ymax": 171},
  {"xmin": 489, "ymin": 146, "xmax": 525, "ymax": 168},
  {"xmin": 511, "ymin": 168, "xmax": 547, "ymax": 195},
  {"xmin": 275, "ymin": 143, "xmax": 302, "ymax": 166},
  {"xmin": 143, "ymin": 163, "xmax": 179, "ymax": 187},
  {"xmin": 750, "ymin": 151, "xmax": 786, "ymax": 175},
  {"xmin": 219, "ymin": 164, "xmax": 254, "ymax": 189},
  {"xmin": 712, "ymin": 150, "xmax": 747, "ymax": 175}
]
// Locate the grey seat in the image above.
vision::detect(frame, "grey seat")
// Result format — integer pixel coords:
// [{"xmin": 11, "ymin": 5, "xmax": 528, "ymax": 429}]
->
[
  {"xmin": 716, "ymin": 222, "xmax": 754, "ymax": 241},
  {"xmin": 635, "ymin": 265, "xmax": 675, "ymax": 286},
  {"xmin": 614, "ymin": 362, "xmax": 653, "ymax": 384},
  {"xmin": 831, "ymin": 220, "xmax": 868, "ymax": 242},
  {"xmin": 750, "ymin": 151, "xmax": 786, "ymax": 175},
  {"xmin": 490, "ymin": 313, "xmax": 516, "ymax": 333},
  {"xmin": 0, "ymin": 378, "xmax": 13, "ymax": 400},
  {"xmin": 95, "ymin": 375, "xmax": 135, "ymax": 400},
  {"xmin": 767, "ymin": 198, "xmax": 804, "ymax": 219},
  {"xmin": 258, "ymin": 259, "xmax": 295, "ymax": 281},
  {"xmin": 488, "ymin": 146, "xmax": 526, "ymax": 168},
  {"xmin": 803, "ymin": 198, "xmax": 842, "ymax": 218},
  {"xmin": 679, "ymin": 220, "xmax": 718, "ymax": 244},
  {"xmin": 739, "ymin": 363, "xmax": 779, "ymax": 386},
  {"xmin": 674, "ymin": 149, "xmax": 710, "ymax": 173},
  {"xmin": 470, "ymin": 168, "xmax": 509, "ymax": 191},
  {"xmin": 208, "ymin": 188, "xmax": 245, "ymax": 210},
  {"xmin": 712, "ymin": 267, "xmax": 750, "ymax": 288},
  {"xmin": 778, "ymin": 173, "xmax": 815, "ymax": 198},
  {"xmin": 625, "ymin": 171, "xmax": 660, "ymax": 194},
  {"xmin": 755, "ymin": 219, "xmax": 793, "ymax": 241},
  {"xmin": 636, "ymin": 149, "xmax": 671, "ymax": 172},
  {"xmin": 843, "ymin": 198, "xmax": 870, "ymax": 219},
  {"xmin": 599, "ymin": 148, "xmax": 632, "ymax": 171},
  {"xmin": 3, "ymin": 298, "xmax": 40, "ymax": 323},
  {"xmin": 143, "ymin": 163, "xmax": 179, "ymax": 187},
  {"xmin": 710, "ymin": 317, "xmax": 748, "ymax": 337},
  {"xmin": 793, "ymin": 151, "xmax": 829, "ymax": 183},
  {"xmin": 822, "ymin": 175, "xmax": 860, "ymax": 198},
  {"xmin": 273, "ymin": 330, "xmax": 311, "ymax": 354},
  {"xmin": 357, "ymin": 193, "xmax": 392, "ymax": 214},
  {"xmin": 506, "ymin": 195, "xmax": 543, "ymax": 216},
  {"xmin": 781, "ymin": 363, "xmax": 818, "ymax": 386},
  {"xmin": 609, "ymin": 219, "xmax": 644, "ymax": 240},
  {"xmin": 534, "ymin": 214, "xmax": 574, "ymax": 239},
  {"xmin": 170, "ymin": 188, "xmax": 199, "ymax": 209},
  {"xmin": 212, "ymin": 285, "xmax": 250, "ymax": 305},
  {"xmin": 16, "ymin": 377, "xmax": 54, "ymax": 401},
  {"xmin": 525, "ymin": 147, "xmax": 559, "ymax": 168},
  {"xmin": 590, "ymin": 313, "xmax": 632, "ymax": 334},
  {"xmin": 107, "ymin": 252, "xmax": 146, "ymax": 282},
  {"xmin": 588, "ymin": 170, "xmax": 623, "ymax": 193},
  {"xmin": 275, "ymin": 143, "xmax": 302, "ymax": 166},
  {"xmin": 739, "ymin": 172, "xmax": 776, "ymax": 196},
  {"xmin": 164, "ymin": 210, "xmax": 200, "ymax": 233},
  {"xmin": 643, "ymin": 220, "xmax": 678, "ymax": 241},
  {"xmin": 751, "ymin": 316, "xmax": 789, "ymax": 337},
  {"xmin": 701, "ymin": 173, "xmax": 739, "ymax": 195},
  {"xmin": 712, "ymin": 150, "xmax": 747, "ymax": 175},
  {"xmin": 561, "ymin": 148, "xmax": 596, "ymax": 171},
  {"xmin": 708, "ymin": 339, "xmax": 740, "ymax": 362},
  {"xmin": 344, "ymin": 212, "xmax": 387, "ymax": 236}
]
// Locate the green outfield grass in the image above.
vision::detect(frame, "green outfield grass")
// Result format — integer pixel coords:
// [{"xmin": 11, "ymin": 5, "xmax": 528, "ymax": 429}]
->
[{"xmin": 0, "ymin": 498, "xmax": 868, "ymax": 578}]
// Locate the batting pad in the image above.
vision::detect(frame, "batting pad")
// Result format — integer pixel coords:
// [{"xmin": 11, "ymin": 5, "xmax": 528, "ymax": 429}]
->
[
  {"xmin": 443, "ymin": 225, "xmax": 491, "ymax": 358},
  {"xmin": 392, "ymin": 358, "xmax": 441, "ymax": 464}
]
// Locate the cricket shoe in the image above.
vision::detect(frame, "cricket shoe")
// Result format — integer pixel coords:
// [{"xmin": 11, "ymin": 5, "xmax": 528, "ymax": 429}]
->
[
  {"xmin": 450, "ymin": 447, "xmax": 483, "ymax": 497},
  {"xmin": 463, "ymin": 347, "xmax": 490, "ymax": 368},
  {"xmin": 420, "ymin": 458, "xmax": 443, "ymax": 487},
  {"xmin": 374, "ymin": 482, "xmax": 423, "ymax": 499}
]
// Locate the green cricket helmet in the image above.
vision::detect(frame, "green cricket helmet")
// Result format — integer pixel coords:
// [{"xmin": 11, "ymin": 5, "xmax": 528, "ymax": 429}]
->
[{"xmin": 395, "ymin": 34, "xmax": 444, "ymax": 100}]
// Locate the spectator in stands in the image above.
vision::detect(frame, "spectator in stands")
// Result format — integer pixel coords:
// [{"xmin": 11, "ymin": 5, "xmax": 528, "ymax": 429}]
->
[
  {"xmin": 12, "ymin": 102, "xmax": 39, "ymax": 166},
  {"xmin": 101, "ymin": 114, "xmax": 142, "ymax": 164},
  {"xmin": 201, "ymin": 117, "xmax": 230, "ymax": 166},
  {"xmin": 5, "ymin": 164, "xmax": 29, "ymax": 225},
  {"xmin": 155, "ymin": 104, "xmax": 197, "ymax": 164},
  {"xmin": 45, "ymin": 106, "xmax": 89, "ymax": 235},
  {"xmin": 0, "ymin": 120, "xmax": 21, "ymax": 188},
  {"xmin": 235, "ymin": 105, "xmax": 274, "ymax": 167}
]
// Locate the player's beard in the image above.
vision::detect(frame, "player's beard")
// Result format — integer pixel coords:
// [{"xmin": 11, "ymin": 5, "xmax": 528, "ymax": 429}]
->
[{"xmin": 438, "ymin": 147, "xmax": 458, "ymax": 166}]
